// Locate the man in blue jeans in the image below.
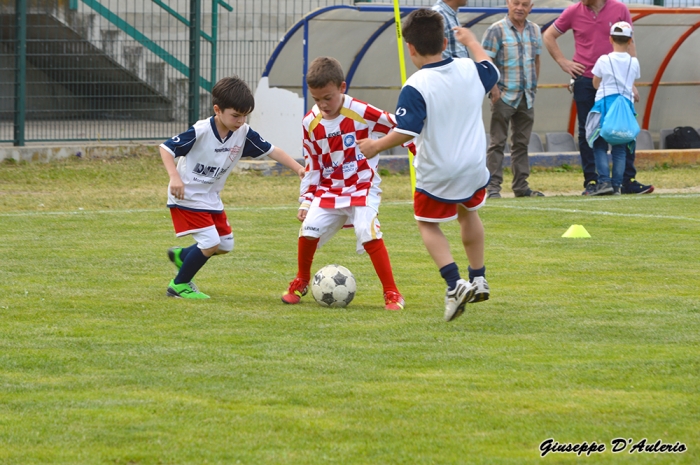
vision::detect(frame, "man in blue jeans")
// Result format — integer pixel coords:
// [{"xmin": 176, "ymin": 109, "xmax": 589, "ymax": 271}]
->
[{"xmin": 543, "ymin": 0, "xmax": 653, "ymax": 195}]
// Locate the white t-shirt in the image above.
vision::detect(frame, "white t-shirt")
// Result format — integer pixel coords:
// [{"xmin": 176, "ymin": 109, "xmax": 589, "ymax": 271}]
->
[
  {"xmin": 592, "ymin": 52, "xmax": 640, "ymax": 102},
  {"xmin": 393, "ymin": 58, "xmax": 499, "ymax": 202},
  {"xmin": 160, "ymin": 117, "xmax": 273, "ymax": 212}
]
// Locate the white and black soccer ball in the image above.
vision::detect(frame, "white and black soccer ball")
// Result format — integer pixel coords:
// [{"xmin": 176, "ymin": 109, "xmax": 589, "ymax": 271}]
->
[{"xmin": 312, "ymin": 264, "xmax": 357, "ymax": 308}]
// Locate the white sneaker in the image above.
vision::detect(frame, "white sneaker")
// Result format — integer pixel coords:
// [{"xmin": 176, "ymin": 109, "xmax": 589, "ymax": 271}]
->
[
  {"xmin": 466, "ymin": 276, "xmax": 490, "ymax": 303},
  {"xmin": 444, "ymin": 278, "xmax": 470, "ymax": 322}
]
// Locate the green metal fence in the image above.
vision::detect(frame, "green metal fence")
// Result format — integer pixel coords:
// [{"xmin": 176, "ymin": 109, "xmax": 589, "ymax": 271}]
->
[{"xmin": 1, "ymin": 0, "xmax": 695, "ymax": 145}]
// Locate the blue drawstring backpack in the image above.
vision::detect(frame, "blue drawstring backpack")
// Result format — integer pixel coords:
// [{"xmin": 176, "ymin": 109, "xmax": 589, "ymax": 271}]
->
[{"xmin": 599, "ymin": 56, "xmax": 639, "ymax": 145}]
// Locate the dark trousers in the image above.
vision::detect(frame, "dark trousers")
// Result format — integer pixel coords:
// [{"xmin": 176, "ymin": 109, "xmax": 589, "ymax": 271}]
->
[
  {"xmin": 486, "ymin": 98, "xmax": 535, "ymax": 196},
  {"xmin": 573, "ymin": 76, "xmax": 636, "ymax": 188}
]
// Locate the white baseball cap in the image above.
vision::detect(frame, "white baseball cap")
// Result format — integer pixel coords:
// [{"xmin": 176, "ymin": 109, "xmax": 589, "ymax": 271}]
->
[{"xmin": 610, "ymin": 21, "xmax": 633, "ymax": 38}]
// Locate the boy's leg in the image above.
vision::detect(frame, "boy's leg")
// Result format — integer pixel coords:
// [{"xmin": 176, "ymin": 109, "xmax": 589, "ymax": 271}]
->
[
  {"xmin": 456, "ymin": 207, "xmax": 484, "ymax": 272},
  {"xmin": 417, "ymin": 220, "xmax": 469, "ymax": 322},
  {"xmin": 363, "ymin": 239, "xmax": 404, "ymax": 310},
  {"xmin": 417, "ymin": 220, "xmax": 455, "ymax": 269},
  {"xmin": 281, "ymin": 236, "xmax": 319, "ymax": 304},
  {"xmin": 414, "ymin": 191, "xmax": 473, "ymax": 321},
  {"xmin": 167, "ymin": 209, "xmax": 230, "ymax": 299},
  {"xmin": 457, "ymin": 196, "xmax": 490, "ymax": 304},
  {"xmin": 610, "ymin": 144, "xmax": 626, "ymax": 190},
  {"xmin": 352, "ymin": 206, "xmax": 403, "ymax": 310},
  {"xmin": 283, "ymin": 206, "xmax": 344, "ymax": 304},
  {"xmin": 591, "ymin": 137, "xmax": 614, "ymax": 195}
]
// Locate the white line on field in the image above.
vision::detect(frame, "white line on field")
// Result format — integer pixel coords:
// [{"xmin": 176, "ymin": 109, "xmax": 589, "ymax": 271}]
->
[
  {"xmin": 1, "ymin": 197, "xmax": 699, "ymax": 223},
  {"xmin": 486, "ymin": 204, "xmax": 700, "ymax": 222}
]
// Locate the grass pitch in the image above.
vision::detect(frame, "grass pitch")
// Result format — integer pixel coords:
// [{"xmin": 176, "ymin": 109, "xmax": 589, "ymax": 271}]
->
[{"xmin": 0, "ymin": 156, "xmax": 698, "ymax": 464}]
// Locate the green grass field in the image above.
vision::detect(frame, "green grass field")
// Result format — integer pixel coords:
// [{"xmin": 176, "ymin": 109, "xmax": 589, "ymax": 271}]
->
[{"xmin": 1, "ymin": 156, "xmax": 699, "ymax": 464}]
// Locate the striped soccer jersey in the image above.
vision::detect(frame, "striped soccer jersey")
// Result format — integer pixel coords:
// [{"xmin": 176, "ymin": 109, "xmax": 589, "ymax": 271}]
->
[
  {"xmin": 160, "ymin": 117, "xmax": 273, "ymax": 212},
  {"xmin": 300, "ymin": 96, "xmax": 395, "ymax": 210}
]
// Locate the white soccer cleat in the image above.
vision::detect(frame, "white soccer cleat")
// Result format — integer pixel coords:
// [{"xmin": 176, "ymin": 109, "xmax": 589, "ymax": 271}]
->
[
  {"xmin": 444, "ymin": 278, "xmax": 470, "ymax": 322},
  {"xmin": 466, "ymin": 276, "xmax": 490, "ymax": 303}
]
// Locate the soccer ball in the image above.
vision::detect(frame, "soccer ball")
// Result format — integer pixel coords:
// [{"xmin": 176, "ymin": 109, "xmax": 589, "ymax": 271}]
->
[{"xmin": 311, "ymin": 264, "xmax": 357, "ymax": 308}]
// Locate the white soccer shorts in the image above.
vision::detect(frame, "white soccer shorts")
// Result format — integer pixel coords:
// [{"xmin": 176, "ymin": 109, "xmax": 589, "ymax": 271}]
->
[{"xmin": 300, "ymin": 205, "xmax": 382, "ymax": 254}]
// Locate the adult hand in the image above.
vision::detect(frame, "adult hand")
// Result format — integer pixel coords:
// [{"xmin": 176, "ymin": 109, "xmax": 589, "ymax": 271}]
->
[
  {"xmin": 557, "ymin": 58, "xmax": 585, "ymax": 79},
  {"xmin": 356, "ymin": 138, "xmax": 379, "ymax": 159},
  {"xmin": 490, "ymin": 86, "xmax": 501, "ymax": 106}
]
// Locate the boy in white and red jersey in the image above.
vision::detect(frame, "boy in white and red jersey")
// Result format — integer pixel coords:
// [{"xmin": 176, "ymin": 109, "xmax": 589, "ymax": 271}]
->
[
  {"xmin": 281, "ymin": 56, "xmax": 405, "ymax": 311},
  {"xmin": 358, "ymin": 9, "xmax": 500, "ymax": 322},
  {"xmin": 160, "ymin": 76, "xmax": 304, "ymax": 299}
]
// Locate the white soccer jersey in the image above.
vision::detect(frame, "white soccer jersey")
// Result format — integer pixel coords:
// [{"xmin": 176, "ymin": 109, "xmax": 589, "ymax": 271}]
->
[
  {"xmin": 160, "ymin": 117, "xmax": 273, "ymax": 212},
  {"xmin": 394, "ymin": 58, "xmax": 500, "ymax": 202},
  {"xmin": 300, "ymin": 96, "xmax": 395, "ymax": 210}
]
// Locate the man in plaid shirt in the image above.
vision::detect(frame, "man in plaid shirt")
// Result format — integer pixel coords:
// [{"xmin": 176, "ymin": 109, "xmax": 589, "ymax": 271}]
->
[
  {"xmin": 281, "ymin": 56, "xmax": 405, "ymax": 311},
  {"xmin": 481, "ymin": 0, "xmax": 544, "ymax": 198},
  {"xmin": 432, "ymin": 0, "xmax": 469, "ymax": 59}
]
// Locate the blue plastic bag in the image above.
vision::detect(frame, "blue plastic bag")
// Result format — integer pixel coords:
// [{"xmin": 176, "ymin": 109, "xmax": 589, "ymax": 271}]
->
[{"xmin": 599, "ymin": 95, "xmax": 639, "ymax": 145}]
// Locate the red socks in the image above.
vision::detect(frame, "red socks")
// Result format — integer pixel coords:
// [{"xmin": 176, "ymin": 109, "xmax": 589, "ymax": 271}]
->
[
  {"xmin": 297, "ymin": 236, "xmax": 319, "ymax": 282},
  {"xmin": 363, "ymin": 239, "xmax": 399, "ymax": 294}
]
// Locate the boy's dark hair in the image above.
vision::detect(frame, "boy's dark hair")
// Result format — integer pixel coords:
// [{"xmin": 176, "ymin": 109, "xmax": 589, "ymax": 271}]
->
[
  {"xmin": 306, "ymin": 56, "xmax": 345, "ymax": 89},
  {"xmin": 212, "ymin": 76, "xmax": 254, "ymax": 114},
  {"xmin": 402, "ymin": 9, "xmax": 445, "ymax": 57},
  {"xmin": 611, "ymin": 27, "xmax": 632, "ymax": 45}
]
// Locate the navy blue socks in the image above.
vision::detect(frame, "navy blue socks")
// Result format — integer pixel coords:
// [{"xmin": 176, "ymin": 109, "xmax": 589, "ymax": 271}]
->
[
  {"xmin": 440, "ymin": 262, "xmax": 461, "ymax": 290},
  {"xmin": 468, "ymin": 265, "xmax": 486, "ymax": 282},
  {"xmin": 178, "ymin": 243, "xmax": 200, "ymax": 264},
  {"xmin": 174, "ymin": 246, "xmax": 210, "ymax": 285}
]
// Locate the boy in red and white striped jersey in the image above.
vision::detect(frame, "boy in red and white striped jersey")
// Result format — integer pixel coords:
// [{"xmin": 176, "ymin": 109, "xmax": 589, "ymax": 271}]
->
[{"xmin": 281, "ymin": 57, "xmax": 404, "ymax": 311}]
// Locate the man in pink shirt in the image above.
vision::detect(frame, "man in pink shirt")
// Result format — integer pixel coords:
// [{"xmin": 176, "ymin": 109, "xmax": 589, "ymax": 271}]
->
[{"xmin": 543, "ymin": 0, "xmax": 653, "ymax": 195}]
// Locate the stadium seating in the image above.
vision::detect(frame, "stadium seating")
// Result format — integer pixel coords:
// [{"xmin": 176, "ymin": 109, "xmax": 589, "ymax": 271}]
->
[
  {"xmin": 636, "ymin": 129, "xmax": 654, "ymax": 150},
  {"xmin": 528, "ymin": 132, "xmax": 545, "ymax": 152},
  {"xmin": 545, "ymin": 132, "xmax": 576, "ymax": 152}
]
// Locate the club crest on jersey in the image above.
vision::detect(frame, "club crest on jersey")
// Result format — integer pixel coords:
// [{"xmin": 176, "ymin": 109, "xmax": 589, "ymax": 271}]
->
[
  {"xmin": 344, "ymin": 134, "xmax": 355, "ymax": 147},
  {"xmin": 396, "ymin": 108, "xmax": 407, "ymax": 116},
  {"xmin": 229, "ymin": 145, "xmax": 241, "ymax": 162}
]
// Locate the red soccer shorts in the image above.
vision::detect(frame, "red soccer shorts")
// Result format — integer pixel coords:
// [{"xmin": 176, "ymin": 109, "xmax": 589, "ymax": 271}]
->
[
  {"xmin": 169, "ymin": 207, "xmax": 232, "ymax": 237},
  {"xmin": 413, "ymin": 188, "xmax": 487, "ymax": 222}
]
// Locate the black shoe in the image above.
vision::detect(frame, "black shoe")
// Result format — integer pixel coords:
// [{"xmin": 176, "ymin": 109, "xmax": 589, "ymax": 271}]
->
[
  {"xmin": 515, "ymin": 188, "xmax": 545, "ymax": 198},
  {"xmin": 613, "ymin": 186, "xmax": 621, "ymax": 195},
  {"xmin": 591, "ymin": 181, "xmax": 614, "ymax": 196},
  {"xmin": 487, "ymin": 191, "xmax": 502, "ymax": 199},
  {"xmin": 582, "ymin": 181, "xmax": 597, "ymax": 196},
  {"xmin": 622, "ymin": 178, "xmax": 654, "ymax": 195}
]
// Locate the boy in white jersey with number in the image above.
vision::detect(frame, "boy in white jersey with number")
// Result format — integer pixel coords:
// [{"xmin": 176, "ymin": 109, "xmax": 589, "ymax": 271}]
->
[
  {"xmin": 358, "ymin": 9, "xmax": 500, "ymax": 322},
  {"xmin": 160, "ymin": 76, "xmax": 304, "ymax": 299},
  {"xmin": 281, "ymin": 57, "xmax": 405, "ymax": 311}
]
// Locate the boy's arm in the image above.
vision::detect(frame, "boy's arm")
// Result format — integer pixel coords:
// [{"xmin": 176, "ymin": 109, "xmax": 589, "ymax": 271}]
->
[
  {"xmin": 357, "ymin": 130, "xmax": 414, "ymax": 160},
  {"xmin": 266, "ymin": 146, "xmax": 305, "ymax": 179},
  {"xmin": 159, "ymin": 146, "xmax": 185, "ymax": 200},
  {"xmin": 592, "ymin": 76, "xmax": 601, "ymax": 89},
  {"xmin": 453, "ymin": 27, "xmax": 490, "ymax": 63}
]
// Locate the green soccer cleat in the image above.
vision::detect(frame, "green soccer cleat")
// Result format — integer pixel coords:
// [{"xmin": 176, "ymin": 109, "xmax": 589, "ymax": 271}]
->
[
  {"xmin": 167, "ymin": 247, "xmax": 200, "ymax": 292},
  {"xmin": 167, "ymin": 247, "xmax": 184, "ymax": 269},
  {"xmin": 166, "ymin": 280, "xmax": 210, "ymax": 299}
]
